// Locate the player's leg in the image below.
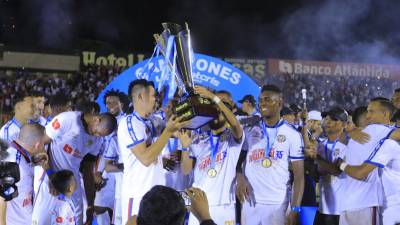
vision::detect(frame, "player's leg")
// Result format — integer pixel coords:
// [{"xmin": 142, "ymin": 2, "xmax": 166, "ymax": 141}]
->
[
  {"xmin": 241, "ymin": 201, "xmax": 261, "ymax": 225},
  {"xmin": 209, "ymin": 204, "xmax": 235, "ymax": 225},
  {"xmin": 339, "ymin": 207, "xmax": 379, "ymax": 225}
]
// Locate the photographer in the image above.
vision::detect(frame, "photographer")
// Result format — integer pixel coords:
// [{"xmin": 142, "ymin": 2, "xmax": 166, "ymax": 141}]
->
[
  {"xmin": 0, "ymin": 124, "xmax": 48, "ymax": 225},
  {"xmin": 126, "ymin": 186, "xmax": 216, "ymax": 225}
]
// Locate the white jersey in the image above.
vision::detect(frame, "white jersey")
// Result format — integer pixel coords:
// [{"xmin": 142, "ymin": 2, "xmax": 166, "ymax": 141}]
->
[
  {"xmin": 337, "ymin": 124, "xmax": 392, "ymax": 211},
  {"xmin": 366, "ymin": 139, "xmax": 400, "ymax": 208},
  {"xmin": 45, "ymin": 111, "xmax": 102, "ymax": 178},
  {"xmin": 4, "ymin": 144, "xmax": 34, "ymax": 225},
  {"xmin": 118, "ymin": 112, "xmax": 166, "ymax": 199},
  {"xmin": 190, "ymin": 129, "xmax": 244, "ymax": 206},
  {"xmin": 317, "ymin": 139, "xmax": 347, "ymax": 215},
  {"xmin": 35, "ymin": 111, "xmax": 102, "ymax": 225},
  {"xmin": 0, "ymin": 117, "xmax": 22, "ymax": 143},
  {"xmin": 162, "ymin": 138, "xmax": 191, "ymax": 191},
  {"xmin": 244, "ymin": 120, "xmax": 304, "ymax": 205},
  {"xmin": 29, "ymin": 116, "xmax": 48, "ymax": 126},
  {"xmin": 49, "ymin": 196, "xmax": 76, "ymax": 225}
]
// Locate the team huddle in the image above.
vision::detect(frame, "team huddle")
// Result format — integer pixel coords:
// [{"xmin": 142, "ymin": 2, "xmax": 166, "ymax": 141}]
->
[{"xmin": 1, "ymin": 79, "xmax": 400, "ymax": 225}]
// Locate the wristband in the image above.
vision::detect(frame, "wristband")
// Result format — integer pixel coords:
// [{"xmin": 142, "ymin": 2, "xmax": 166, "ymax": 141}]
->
[
  {"xmin": 291, "ymin": 206, "xmax": 301, "ymax": 213},
  {"xmin": 339, "ymin": 162, "xmax": 348, "ymax": 171},
  {"xmin": 213, "ymin": 96, "xmax": 221, "ymax": 104},
  {"xmin": 181, "ymin": 147, "xmax": 188, "ymax": 152}
]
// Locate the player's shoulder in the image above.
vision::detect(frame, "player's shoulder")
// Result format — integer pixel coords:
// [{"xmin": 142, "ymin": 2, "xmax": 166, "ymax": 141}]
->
[
  {"xmin": 281, "ymin": 122, "xmax": 302, "ymax": 137},
  {"xmin": 54, "ymin": 111, "xmax": 81, "ymax": 122},
  {"xmin": 364, "ymin": 124, "xmax": 392, "ymax": 135},
  {"xmin": 0, "ymin": 119, "xmax": 16, "ymax": 132},
  {"xmin": 382, "ymin": 139, "xmax": 400, "ymax": 150}
]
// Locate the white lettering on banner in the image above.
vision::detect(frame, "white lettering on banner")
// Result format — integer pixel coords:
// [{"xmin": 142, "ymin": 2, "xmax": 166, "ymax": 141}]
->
[
  {"xmin": 134, "ymin": 58, "xmax": 242, "ymax": 86},
  {"xmin": 82, "ymin": 51, "xmax": 144, "ymax": 67},
  {"xmin": 279, "ymin": 60, "xmax": 293, "ymax": 73},
  {"xmin": 278, "ymin": 59, "xmax": 391, "ymax": 78},
  {"xmin": 294, "ymin": 63, "xmax": 332, "ymax": 75}
]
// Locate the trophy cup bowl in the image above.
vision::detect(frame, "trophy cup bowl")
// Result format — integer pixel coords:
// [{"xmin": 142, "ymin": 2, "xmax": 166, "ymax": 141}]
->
[{"xmin": 158, "ymin": 22, "xmax": 218, "ymax": 129}]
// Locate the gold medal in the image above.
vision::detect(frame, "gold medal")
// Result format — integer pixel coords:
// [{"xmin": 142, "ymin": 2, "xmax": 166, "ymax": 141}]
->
[
  {"xmin": 262, "ymin": 158, "xmax": 272, "ymax": 168},
  {"xmin": 207, "ymin": 168, "xmax": 217, "ymax": 178}
]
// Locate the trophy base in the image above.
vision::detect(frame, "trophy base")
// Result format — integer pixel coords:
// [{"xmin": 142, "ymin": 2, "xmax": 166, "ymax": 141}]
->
[{"xmin": 174, "ymin": 95, "xmax": 218, "ymax": 130}]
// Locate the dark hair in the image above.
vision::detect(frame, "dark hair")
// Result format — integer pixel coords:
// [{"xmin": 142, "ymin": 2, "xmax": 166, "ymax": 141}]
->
[
  {"xmin": 50, "ymin": 170, "xmax": 74, "ymax": 195},
  {"xmin": 98, "ymin": 112, "xmax": 118, "ymax": 135},
  {"xmin": 261, "ymin": 84, "xmax": 282, "ymax": 94},
  {"xmin": 49, "ymin": 93, "xmax": 71, "ymax": 108},
  {"xmin": 370, "ymin": 97, "xmax": 395, "ymax": 116},
  {"xmin": 324, "ymin": 107, "xmax": 348, "ymax": 122},
  {"xmin": 137, "ymin": 185, "xmax": 186, "ymax": 225},
  {"xmin": 103, "ymin": 89, "xmax": 130, "ymax": 113},
  {"xmin": 76, "ymin": 101, "xmax": 100, "ymax": 114},
  {"xmin": 216, "ymin": 90, "xmax": 232, "ymax": 98},
  {"xmin": 395, "ymin": 88, "xmax": 400, "ymax": 93},
  {"xmin": 128, "ymin": 79, "xmax": 155, "ymax": 98},
  {"xmin": 352, "ymin": 106, "xmax": 367, "ymax": 127},
  {"xmin": 13, "ymin": 94, "xmax": 29, "ymax": 105}
]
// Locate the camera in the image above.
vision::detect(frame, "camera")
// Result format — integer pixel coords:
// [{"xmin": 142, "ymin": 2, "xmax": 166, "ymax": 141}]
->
[
  {"xmin": 0, "ymin": 140, "xmax": 20, "ymax": 201},
  {"xmin": 0, "ymin": 161, "xmax": 20, "ymax": 201}
]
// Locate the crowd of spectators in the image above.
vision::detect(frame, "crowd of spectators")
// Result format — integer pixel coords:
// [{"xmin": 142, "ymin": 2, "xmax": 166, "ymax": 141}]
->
[
  {"xmin": 267, "ymin": 73, "xmax": 398, "ymax": 112},
  {"xmin": 1, "ymin": 64, "xmax": 397, "ymax": 124},
  {"xmin": 0, "ymin": 65, "xmax": 122, "ymax": 114}
]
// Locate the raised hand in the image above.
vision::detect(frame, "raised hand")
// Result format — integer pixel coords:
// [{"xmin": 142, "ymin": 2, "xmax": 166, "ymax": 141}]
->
[
  {"xmin": 166, "ymin": 115, "xmax": 191, "ymax": 134},
  {"xmin": 194, "ymin": 86, "xmax": 216, "ymax": 100}
]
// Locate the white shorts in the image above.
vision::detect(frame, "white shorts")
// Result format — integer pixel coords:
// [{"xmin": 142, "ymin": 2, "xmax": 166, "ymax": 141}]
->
[
  {"xmin": 382, "ymin": 205, "xmax": 400, "ymax": 225},
  {"xmin": 121, "ymin": 195, "xmax": 142, "ymax": 225},
  {"xmin": 241, "ymin": 201, "xmax": 288, "ymax": 225},
  {"xmin": 112, "ymin": 172, "xmax": 123, "ymax": 225},
  {"xmin": 94, "ymin": 171, "xmax": 115, "ymax": 209},
  {"xmin": 339, "ymin": 207, "xmax": 380, "ymax": 225},
  {"xmin": 112, "ymin": 197, "xmax": 122, "ymax": 225},
  {"xmin": 188, "ymin": 204, "xmax": 235, "ymax": 225}
]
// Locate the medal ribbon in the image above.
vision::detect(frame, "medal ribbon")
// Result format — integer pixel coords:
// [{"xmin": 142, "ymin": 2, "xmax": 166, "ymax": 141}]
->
[
  {"xmin": 12, "ymin": 141, "xmax": 32, "ymax": 163},
  {"xmin": 209, "ymin": 132, "xmax": 220, "ymax": 170},
  {"xmin": 261, "ymin": 120, "xmax": 284, "ymax": 160},
  {"xmin": 324, "ymin": 140, "xmax": 338, "ymax": 162}
]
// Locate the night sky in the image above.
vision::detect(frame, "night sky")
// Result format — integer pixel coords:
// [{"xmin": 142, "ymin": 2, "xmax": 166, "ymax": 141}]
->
[{"xmin": 1, "ymin": 0, "xmax": 400, "ymax": 63}]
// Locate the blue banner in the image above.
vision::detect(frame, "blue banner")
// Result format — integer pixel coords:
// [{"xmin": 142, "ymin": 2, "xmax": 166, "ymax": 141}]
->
[{"xmin": 96, "ymin": 53, "xmax": 260, "ymax": 112}]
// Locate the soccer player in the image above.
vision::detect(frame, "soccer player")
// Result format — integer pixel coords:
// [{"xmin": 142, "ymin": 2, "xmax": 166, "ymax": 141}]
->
[
  {"xmin": 118, "ymin": 79, "xmax": 189, "ymax": 225},
  {"xmin": 29, "ymin": 91, "xmax": 47, "ymax": 126},
  {"xmin": 336, "ymin": 97, "xmax": 395, "ymax": 225},
  {"xmin": 32, "ymin": 111, "xmax": 117, "ymax": 225},
  {"xmin": 236, "ymin": 84, "xmax": 305, "ymax": 225},
  {"xmin": 94, "ymin": 89, "xmax": 128, "ymax": 225},
  {"xmin": 338, "ymin": 133, "xmax": 400, "ymax": 225},
  {"xmin": 103, "ymin": 89, "xmax": 129, "ymax": 118},
  {"xmin": 179, "ymin": 86, "xmax": 245, "ymax": 225},
  {"xmin": 47, "ymin": 93, "xmax": 73, "ymax": 124},
  {"xmin": 0, "ymin": 124, "xmax": 48, "ymax": 225},
  {"xmin": 0, "ymin": 95, "xmax": 34, "ymax": 143}
]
